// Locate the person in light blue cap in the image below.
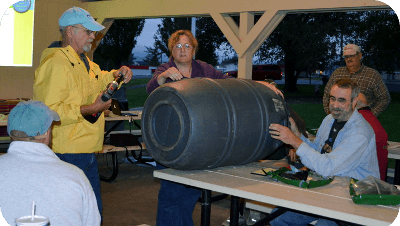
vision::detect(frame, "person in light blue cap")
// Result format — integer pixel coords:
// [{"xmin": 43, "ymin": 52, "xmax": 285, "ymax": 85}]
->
[
  {"xmin": 33, "ymin": 6, "xmax": 133, "ymax": 219},
  {"xmin": 0, "ymin": 100, "xmax": 101, "ymax": 226},
  {"xmin": 59, "ymin": 6, "xmax": 106, "ymax": 33},
  {"xmin": 7, "ymin": 100, "xmax": 60, "ymax": 142},
  {"xmin": 57, "ymin": 6, "xmax": 109, "ymax": 54}
]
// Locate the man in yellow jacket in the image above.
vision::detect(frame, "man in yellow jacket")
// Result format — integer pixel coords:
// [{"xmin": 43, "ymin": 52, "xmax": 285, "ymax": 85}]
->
[{"xmin": 33, "ymin": 6, "xmax": 132, "ymax": 218}]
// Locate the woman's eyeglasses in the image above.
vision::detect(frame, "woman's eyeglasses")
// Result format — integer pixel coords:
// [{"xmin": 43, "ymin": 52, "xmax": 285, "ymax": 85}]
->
[{"xmin": 175, "ymin": 43, "xmax": 193, "ymax": 50}]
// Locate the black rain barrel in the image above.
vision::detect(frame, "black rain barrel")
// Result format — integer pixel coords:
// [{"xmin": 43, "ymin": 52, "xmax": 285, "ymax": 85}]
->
[{"xmin": 142, "ymin": 78, "xmax": 289, "ymax": 170}]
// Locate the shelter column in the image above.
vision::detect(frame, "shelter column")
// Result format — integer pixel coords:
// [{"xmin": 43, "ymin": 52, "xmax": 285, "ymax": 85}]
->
[{"xmin": 237, "ymin": 12, "xmax": 254, "ymax": 79}]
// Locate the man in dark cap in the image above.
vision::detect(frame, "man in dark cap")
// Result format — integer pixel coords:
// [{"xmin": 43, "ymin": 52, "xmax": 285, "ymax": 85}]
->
[{"xmin": 323, "ymin": 44, "xmax": 390, "ymax": 116}]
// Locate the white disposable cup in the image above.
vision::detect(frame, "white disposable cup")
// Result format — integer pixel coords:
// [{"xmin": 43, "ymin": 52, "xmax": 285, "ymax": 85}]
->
[{"xmin": 15, "ymin": 215, "xmax": 49, "ymax": 226}]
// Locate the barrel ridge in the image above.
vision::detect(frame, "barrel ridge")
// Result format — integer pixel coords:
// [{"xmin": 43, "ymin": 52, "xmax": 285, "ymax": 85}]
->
[
  {"xmin": 199, "ymin": 78, "xmax": 236, "ymax": 169},
  {"xmin": 234, "ymin": 79, "xmax": 270, "ymax": 164}
]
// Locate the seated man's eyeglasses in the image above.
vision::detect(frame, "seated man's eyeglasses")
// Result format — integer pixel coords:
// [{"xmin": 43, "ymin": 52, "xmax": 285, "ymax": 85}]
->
[{"xmin": 330, "ymin": 96, "xmax": 349, "ymax": 104}]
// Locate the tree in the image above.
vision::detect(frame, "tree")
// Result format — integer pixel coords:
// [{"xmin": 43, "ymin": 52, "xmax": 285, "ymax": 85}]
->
[
  {"xmin": 257, "ymin": 13, "xmax": 341, "ymax": 92},
  {"xmin": 195, "ymin": 17, "xmax": 226, "ymax": 66},
  {"xmin": 143, "ymin": 46, "xmax": 162, "ymax": 66},
  {"xmin": 94, "ymin": 19, "xmax": 145, "ymax": 70},
  {"xmin": 152, "ymin": 17, "xmax": 227, "ymax": 65},
  {"xmin": 220, "ymin": 55, "xmax": 238, "ymax": 67},
  {"xmin": 357, "ymin": 11, "xmax": 400, "ymax": 75}
]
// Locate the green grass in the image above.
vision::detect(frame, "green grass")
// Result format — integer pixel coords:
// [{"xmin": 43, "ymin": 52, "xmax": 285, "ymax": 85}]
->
[
  {"xmin": 123, "ymin": 79, "xmax": 151, "ymax": 108},
  {"xmin": 377, "ymin": 104, "xmax": 400, "ymax": 142},
  {"xmin": 277, "ymin": 84, "xmax": 326, "ymax": 99},
  {"xmin": 288, "ymin": 103, "xmax": 326, "ymax": 130}
]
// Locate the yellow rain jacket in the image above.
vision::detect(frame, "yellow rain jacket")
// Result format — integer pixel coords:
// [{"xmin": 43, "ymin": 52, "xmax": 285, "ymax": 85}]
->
[{"xmin": 33, "ymin": 44, "xmax": 115, "ymax": 154}]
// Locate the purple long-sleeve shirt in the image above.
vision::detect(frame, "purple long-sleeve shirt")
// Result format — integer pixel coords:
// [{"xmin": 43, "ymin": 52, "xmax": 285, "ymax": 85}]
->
[{"xmin": 146, "ymin": 57, "xmax": 231, "ymax": 94}]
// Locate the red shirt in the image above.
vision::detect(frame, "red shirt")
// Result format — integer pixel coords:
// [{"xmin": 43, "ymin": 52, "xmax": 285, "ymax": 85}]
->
[{"xmin": 358, "ymin": 107, "xmax": 388, "ymax": 180}]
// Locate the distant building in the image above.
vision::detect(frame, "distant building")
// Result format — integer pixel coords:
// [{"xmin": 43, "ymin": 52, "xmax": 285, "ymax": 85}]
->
[
  {"xmin": 131, "ymin": 60, "xmax": 148, "ymax": 66},
  {"xmin": 124, "ymin": 65, "xmax": 158, "ymax": 79}
]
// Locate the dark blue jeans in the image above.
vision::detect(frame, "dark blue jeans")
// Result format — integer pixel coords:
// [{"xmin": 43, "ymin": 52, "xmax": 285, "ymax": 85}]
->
[
  {"xmin": 156, "ymin": 163, "xmax": 201, "ymax": 226},
  {"xmin": 270, "ymin": 208, "xmax": 338, "ymax": 226},
  {"xmin": 56, "ymin": 153, "xmax": 102, "ymax": 218}
]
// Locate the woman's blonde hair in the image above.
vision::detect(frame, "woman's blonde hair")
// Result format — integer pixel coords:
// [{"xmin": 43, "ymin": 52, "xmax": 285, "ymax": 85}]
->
[{"xmin": 168, "ymin": 30, "xmax": 198, "ymax": 54}]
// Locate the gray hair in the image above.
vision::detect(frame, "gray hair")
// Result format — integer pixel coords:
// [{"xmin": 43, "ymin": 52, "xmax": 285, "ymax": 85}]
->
[
  {"xmin": 333, "ymin": 79, "xmax": 360, "ymax": 101},
  {"xmin": 9, "ymin": 130, "xmax": 47, "ymax": 142},
  {"xmin": 59, "ymin": 26, "xmax": 68, "ymax": 34}
]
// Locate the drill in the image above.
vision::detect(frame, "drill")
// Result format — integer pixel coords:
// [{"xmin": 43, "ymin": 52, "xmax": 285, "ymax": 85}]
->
[{"xmin": 84, "ymin": 73, "xmax": 124, "ymax": 123}]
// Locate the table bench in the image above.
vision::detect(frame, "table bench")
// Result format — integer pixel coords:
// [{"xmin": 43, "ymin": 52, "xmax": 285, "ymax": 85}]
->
[
  {"xmin": 100, "ymin": 111, "xmax": 148, "ymax": 182},
  {"xmin": 97, "ymin": 142, "xmax": 152, "ymax": 182}
]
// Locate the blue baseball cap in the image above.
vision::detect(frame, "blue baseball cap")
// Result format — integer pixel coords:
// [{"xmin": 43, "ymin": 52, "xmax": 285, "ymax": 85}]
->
[
  {"xmin": 7, "ymin": 100, "xmax": 60, "ymax": 139},
  {"xmin": 59, "ymin": 6, "xmax": 105, "ymax": 31}
]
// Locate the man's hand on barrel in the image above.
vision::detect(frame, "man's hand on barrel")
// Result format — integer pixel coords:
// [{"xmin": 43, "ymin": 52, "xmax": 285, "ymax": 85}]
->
[{"xmin": 254, "ymin": 81, "xmax": 284, "ymax": 98}]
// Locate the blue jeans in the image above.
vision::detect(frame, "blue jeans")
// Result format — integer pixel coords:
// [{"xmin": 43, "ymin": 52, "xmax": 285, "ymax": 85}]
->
[
  {"xmin": 270, "ymin": 208, "xmax": 338, "ymax": 226},
  {"xmin": 156, "ymin": 163, "xmax": 201, "ymax": 226},
  {"xmin": 56, "ymin": 153, "xmax": 102, "ymax": 218}
]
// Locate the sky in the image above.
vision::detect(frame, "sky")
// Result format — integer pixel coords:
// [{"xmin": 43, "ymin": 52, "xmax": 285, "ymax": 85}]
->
[
  {"xmin": 133, "ymin": 18, "xmax": 162, "ymax": 51},
  {"xmin": 132, "ymin": 18, "xmax": 168, "ymax": 62}
]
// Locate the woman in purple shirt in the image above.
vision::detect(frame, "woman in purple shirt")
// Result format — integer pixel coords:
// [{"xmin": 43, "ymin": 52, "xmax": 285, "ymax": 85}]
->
[
  {"xmin": 147, "ymin": 30, "xmax": 232, "ymax": 226},
  {"xmin": 146, "ymin": 30, "xmax": 231, "ymax": 94}
]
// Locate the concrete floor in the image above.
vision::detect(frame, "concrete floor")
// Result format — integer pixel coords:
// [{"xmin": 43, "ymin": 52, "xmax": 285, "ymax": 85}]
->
[{"xmin": 98, "ymin": 151, "xmax": 233, "ymax": 226}]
